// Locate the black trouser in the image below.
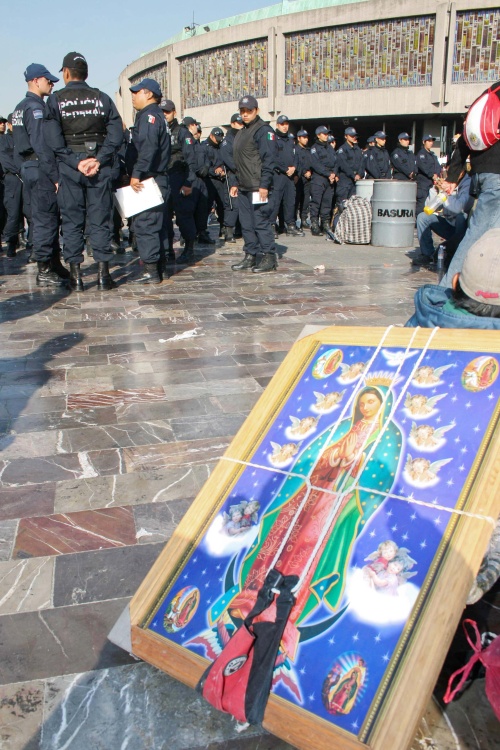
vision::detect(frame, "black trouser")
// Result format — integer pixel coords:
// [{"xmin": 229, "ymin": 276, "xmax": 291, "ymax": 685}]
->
[
  {"xmin": 295, "ymin": 176, "xmax": 311, "ymax": 222},
  {"xmin": 166, "ymin": 170, "xmax": 197, "ymax": 244},
  {"xmin": 207, "ymin": 177, "xmax": 225, "ymax": 227},
  {"xmin": 416, "ymin": 176, "xmax": 432, "ymax": 216},
  {"xmin": 2, "ymin": 173, "xmax": 23, "ymax": 245},
  {"xmin": 310, "ymin": 175, "xmax": 333, "ymax": 224},
  {"xmin": 272, "ymin": 172, "xmax": 296, "ymax": 225},
  {"xmin": 335, "ymin": 175, "xmax": 356, "ymax": 211},
  {"xmin": 238, "ymin": 190, "xmax": 276, "ymax": 256},
  {"xmin": 133, "ymin": 175, "xmax": 169, "ymax": 264},
  {"xmin": 21, "ymin": 162, "xmax": 59, "ymax": 262}
]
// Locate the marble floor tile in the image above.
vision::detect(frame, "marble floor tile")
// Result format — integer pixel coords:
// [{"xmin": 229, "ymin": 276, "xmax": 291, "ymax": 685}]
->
[
  {"xmin": 0, "ymin": 679, "xmax": 45, "ymax": 750},
  {"xmin": 133, "ymin": 498, "xmax": 194, "ymax": 544},
  {"xmin": 0, "ymin": 484, "xmax": 55, "ymax": 521},
  {"xmin": 0, "ymin": 557, "xmax": 54, "ymax": 614},
  {"xmin": 13, "ymin": 507, "xmax": 137, "ymax": 558},
  {"xmin": 0, "ymin": 520, "xmax": 18, "ymax": 562}
]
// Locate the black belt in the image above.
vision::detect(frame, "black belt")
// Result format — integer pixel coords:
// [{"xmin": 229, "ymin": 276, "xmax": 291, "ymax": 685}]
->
[
  {"xmin": 71, "ymin": 144, "xmax": 103, "ymax": 153},
  {"xmin": 23, "ymin": 154, "xmax": 39, "ymax": 162}
]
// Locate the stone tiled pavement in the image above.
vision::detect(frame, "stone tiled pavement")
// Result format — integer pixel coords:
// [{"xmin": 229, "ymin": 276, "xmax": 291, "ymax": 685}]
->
[{"xmin": 0, "ymin": 232, "xmax": 498, "ymax": 749}]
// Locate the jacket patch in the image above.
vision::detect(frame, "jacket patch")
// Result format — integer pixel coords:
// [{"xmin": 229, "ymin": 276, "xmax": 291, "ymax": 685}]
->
[
  {"xmin": 33, "ymin": 110, "xmax": 44, "ymax": 119},
  {"xmin": 148, "ymin": 115, "xmax": 156, "ymax": 124},
  {"xmin": 267, "ymin": 132, "xmax": 275, "ymax": 141},
  {"xmin": 185, "ymin": 137, "xmax": 193, "ymax": 144}
]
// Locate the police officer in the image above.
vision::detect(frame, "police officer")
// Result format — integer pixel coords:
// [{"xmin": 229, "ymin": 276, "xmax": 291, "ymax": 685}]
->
[
  {"xmin": 294, "ymin": 129, "xmax": 312, "ymax": 229},
  {"xmin": 220, "ymin": 114, "xmax": 243, "ymax": 243},
  {"xmin": 309, "ymin": 126, "xmax": 337, "ymax": 238},
  {"xmin": 415, "ymin": 134, "xmax": 440, "ymax": 215},
  {"xmin": 126, "ymin": 78, "xmax": 171, "ymax": 284},
  {"xmin": 44, "ymin": 52, "xmax": 123, "ymax": 291},
  {"xmin": 201, "ymin": 127, "xmax": 230, "ymax": 237},
  {"xmin": 365, "ymin": 131, "xmax": 391, "ymax": 179},
  {"xmin": 12, "ymin": 63, "xmax": 66, "ymax": 286},
  {"xmin": 272, "ymin": 115, "xmax": 302, "ymax": 236},
  {"xmin": 231, "ymin": 95, "xmax": 278, "ymax": 273},
  {"xmin": 391, "ymin": 132, "xmax": 417, "ymax": 182},
  {"xmin": 336, "ymin": 127, "xmax": 365, "ymax": 212},
  {"xmin": 160, "ymin": 100, "xmax": 198, "ymax": 263},
  {"xmin": 186, "ymin": 117, "xmax": 214, "ymax": 246},
  {"xmin": 0, "ymin": 115, "xmax": 24, "ymax": 258}
]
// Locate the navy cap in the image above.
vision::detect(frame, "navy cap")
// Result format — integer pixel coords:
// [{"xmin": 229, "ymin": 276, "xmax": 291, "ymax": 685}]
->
[
  {"xmin": 130, "ymin": 78, "xmax": 162, "ymax": 97},
  {"xmin": 183, "ymin": 116, "xmax": 198, "ymax": 126},
  {"xmin": 297, "ymin": 129, "xmax": 308, "ymax": 137},
  {"xmin": 367, "ymin": 135, "xmax": 376, "ymax": 143},
  {"xmin": 238, "ymin": 95, "xmax": 258, "ymax": 109},
  {"xmin": 398, "ymin": 132, "xmax": 411, "ymax": 140},
  {"xmin": 277, "ymin": 115, "xmax": 289, "ymax": 124},
  {"xmin": 0, "ymin": 116, "xmax": 7, "ymax": 123},
  {"xmin": 60, "ymin": 52, "xmax": 88, "ymax": 73},
  {"xmin": 423, "ymin": 134, "xmax": 437, "ymax": 142},
  {"xmin": 211, "ymin": 127, "xmax": 224, "ymax": 140},
  {"xmin": 230, "ymin": 113, "xmax": 242, "ymax": 124},
  {"xmin": 344, "ymin": 127, "xmax": 358, "ymax": 136},
  {"xmin": 160, "ymin": 98, "xmax": 176, "ymax": 111},
  {"xmin": 315, "ymin": 125, "xmax": 331, "ymax": 135},
  {"xmin": 327, "ymin": 134, "xmax": 335, "ymax": 143},
  {"xmin": 24, "ymin": 63, "xmax": 59, "ymax": 83},
  {"xmin": 374, "ymin": 130, "xmax": 387, "ymax": 139}
]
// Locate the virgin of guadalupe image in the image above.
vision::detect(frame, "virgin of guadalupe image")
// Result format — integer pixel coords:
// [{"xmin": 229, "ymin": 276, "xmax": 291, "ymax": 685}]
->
[{"xmin": 208, "ymin": 375, "xmax": 403, "ymax": 661}]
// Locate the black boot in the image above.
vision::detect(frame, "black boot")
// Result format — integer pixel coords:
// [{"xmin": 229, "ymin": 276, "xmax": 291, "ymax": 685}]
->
[
  {"xmin": 225, "ymin": 226, "xmax": 236, "ymax": 244},
  {"xmin": 252, "ymin": 253, "xmax": 277, "ymax": 274},
  {"xmin": 232, "ymin": 253, "xmax": 256, "ymax": 271},
  {"xmin": 273, "ymin": 224, "xmax": 279, "ymax": 239},
  {"xmin": 85, "ymin": 238, "xmax": 93, "ymax": 258},
  {"xmin": 36, "ymin": 261, "xmax": 66, "ymax": 286},
  {"xmin": 50, "ymin": 248, "xmax": 70, "ymax": 279},
  {"xmin": 197, "ymin": 230, "xmax": 215, "ymax": 245},
  {"xmin": 17, "ymin": 233, "xmax": 26, "ymax": 249},
  {"xmin": 286, "ymin": 222, "xmax": 305, "ymax": 237},
  {"xmin": 177, "ymin": 239, "xmax": 195, "ymax": 264},
  {"xmin": 6, "ymin": 242, "xmax": 17, "ymax": 258},
  {"xmin": 310, "ymin": 220, "xmax": 324, "ymax": 237},
  {"xmin": 97, "ymin": 261, "xmax": 116, "ymax": 290},
  {"xmin": 132, "ymin": 262, "xmax": 161, "ymax": 284},
  {"xmin": 25, "ymin": 243, "xmax": 35, "ymax": 262},
  {"xmin": 69, "ymin": 263, "xmax": 85, "ymax": 291},
  {"xmin": 111, "ymin": 239, "xmax": 124, "ymax": 254}
]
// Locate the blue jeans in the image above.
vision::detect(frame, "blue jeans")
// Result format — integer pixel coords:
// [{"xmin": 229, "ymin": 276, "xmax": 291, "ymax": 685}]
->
[
  {"xmin": 417, "ymin": 211, "xmax": 468, "ymax": 257},
  {"xmin": 441, "ymin": 173, "xmax": 500, "ymax": 287}
]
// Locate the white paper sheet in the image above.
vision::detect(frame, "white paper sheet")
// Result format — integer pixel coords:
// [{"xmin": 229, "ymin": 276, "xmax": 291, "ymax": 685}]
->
[
  {"xmin": 252, "ymin": 191, "xmax": 268, "ymax": 205},
  {"xmin": 114, "ymin": 178, "xmax": 164, "ymax": 219}
]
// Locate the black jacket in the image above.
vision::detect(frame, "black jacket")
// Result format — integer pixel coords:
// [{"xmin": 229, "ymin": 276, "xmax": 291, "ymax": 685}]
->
[
  {"xmin": 336, "ymin": 141, "xmax": 364, "ymax": 180},
  {"xmin": 125, "ymin": 103, "xmax": 171, "ymax": 180},
  {"xmin": 365, "ymin": 144, "xmax": 391, "ymax": 179},
  {"xmin": 275, "ymin": 130, "xmax": 297, "ymax": 174},
  {"xmin": 415, "ymin": 147, "xmax": 440, "ymax": 184},
  {"xmin": 310, "ymin": 140, "xmax": 337, "ymax": 179},
  {"xmin": 233, "ymin": 116, "xmax": 276, "ymax": 191},
  {"xmin": 391, "ymin": 145, "xmax": 417, "ymax": 180}
]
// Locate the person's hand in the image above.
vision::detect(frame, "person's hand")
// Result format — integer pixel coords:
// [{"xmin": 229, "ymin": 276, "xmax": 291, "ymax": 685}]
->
[
  {"xmin": 354, "ymin": 174, "xmax": 361, "ymax": 181},
  {"xmin": 78, "ymin": 158, "xmax": 99, "ymax": 177},
  {"xmin": 215, "ymin": 167, "xmax": 225, "ymax": 176},
  {"xmin": 437, "ymin": 179, "xmax": 456, "ymax": 195},
  {"xmin": 180, "ymin": 185, "xmax": 192, "ymax": 196},
  {"xmin": 229, "ymin": 186, "xmax": 238, "ymax": 198},
  {"xmin": 329, "ymin": 173, "xmax": 336, "ymax": 184},
  {"xmin": 130, "ymin": 177, "xmax": 143, "ymax": 193},
  {"xmin": 304, "ymin": 170, "xmax": 311, "ymax": 179},
  {"xmin": 432, "ymin": 174, "xmax": 439, "ymax": 182},
  {"xmin": 286, "ymin": 166, "xmax": 296, "ymax": 177},
  {"xmin": 259, "ymin": 187, "xmax": 268, "ymax": 202},
  {"xmin": 54, "ymin": 182, "xmax": 59, "ymax": 193}
]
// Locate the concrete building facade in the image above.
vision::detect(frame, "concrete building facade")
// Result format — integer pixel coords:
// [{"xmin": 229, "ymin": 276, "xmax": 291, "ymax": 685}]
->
[{"xmin": 118, "ymin": 0, "xmax": 500, "ymax": 153}]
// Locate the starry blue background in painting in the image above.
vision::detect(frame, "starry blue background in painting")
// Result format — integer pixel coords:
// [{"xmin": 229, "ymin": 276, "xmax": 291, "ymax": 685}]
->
[{"xmin": 147, "ymin": 344, "xmax": 500, "ymax": 735}]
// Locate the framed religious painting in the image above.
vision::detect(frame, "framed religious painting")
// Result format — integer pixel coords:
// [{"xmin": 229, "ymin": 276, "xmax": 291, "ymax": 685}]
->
[{"xmin": 129, "ymin": 326, "xmax": 500, "ymax": 750}]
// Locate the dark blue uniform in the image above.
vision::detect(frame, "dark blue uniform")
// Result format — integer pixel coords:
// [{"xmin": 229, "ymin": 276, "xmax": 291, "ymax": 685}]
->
[
  {"xmin": 166, "ymin": 119, "xmax": 197, "ymax": 245},
  {"xmin": 336, "ymin": 141, "xmax": 365, "ymax": 209},
  {"xmin": 365, "ymin": 144, "xmax": 392, "ymax": 179},
  {"xmin": 44, "ymin": 81, "xmax": 123, "ymax": 264},
  {"xmin": 310, "ymin": 140, "xmax": 337, "ymax": 226},
  {"xmin": 273, "ymin": 131, "xmax": 298, "ymax": 227},
  {"xmin": 0, "ymin": 130, "xmax": 24, "ymax": 252},
  {"xmin": 12, "ymin": 92, "xmax": 59, "ymax": 263},
  {"xmin": 201, "ymin": 137, "xmax": 234, "ymax": 230},
  {"xmin": 295, "ymin": 143, "xmax": 312, "ymax": 224},
  {"xmin": 391, "ymin": 145, "xmax": 417, "ymax": 181},
  {"xmin": 192, "ymin": 137, "xmax": 210, "ymax": 235},
  {"xmin": 220, "ymin": 128, "xmax": 240, "ymax": 231},
  {"xmin": 233, "ymin": 116, "xmax": 277, "ymax": 259},
  {"xmin": 416, "ymin": 147, "xmax": 441, "ymax": 215},
  {"xmin": 125, "ymin": 103, "xmax": 171, "ymax": 264}
]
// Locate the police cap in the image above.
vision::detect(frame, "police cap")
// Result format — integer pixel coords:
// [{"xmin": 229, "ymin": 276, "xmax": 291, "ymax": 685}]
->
[
  {"xmin": 0, "ymin": 116, "xmax": 7, "ymax": 124},
  {"xmin": 344, "ymin": 127, "xmax": 358, "ymax": 136},
  {"xmin": 276, "ymin": 115, "xmax": 289, "ymax": 124},
  {"xmin": 366, "ymin": 135, "xmax": 376, "ymax": 144},
  {"xmin": 183, "ymin": 116, "xmax": 197, "ymax": 126},
  {"xmin": 297, "ymin": 129, "xmax": 308, "ymax": 137},
  {"xmin": 398, "ymin": 132, "xmax": 411, "ymax": 140},
  {"xmin": 60, "ymin": 52, "xmax": 88, "ymax": 74},
  {"xmin": 24, "ymin": 63, "xmax": 59, "ymax": 83},
  {"xmin": 230, "ymin": 113, "xmax": 242, "ymax": 123},
  {"xmin": 130, "ymin": 78, "xmax": 162, "ymax": 97},
  {"xmin": 160, "ymin": 98, "xmax": 176, "ymax": 112},
  {"xmin": 327, "ymin": 134, "xmax": 335, "ymax": 143},
  {"xmin": 422, "ymin": 134, "xmax": 437, "ymax": 142},
  {"xmin": 211, "ymin": 127, "xmax": 224, "ymax": 141},
  {"xmin": 315, "ymin": 125, "xmax": 331, "ymax": 135},
  {"xmin": 238, "ymin": 95, "xmax": 258, "ymax": 110},
  {"xmin": 374, "ymin": 130, "xmax": 387, "ymax": 139}
]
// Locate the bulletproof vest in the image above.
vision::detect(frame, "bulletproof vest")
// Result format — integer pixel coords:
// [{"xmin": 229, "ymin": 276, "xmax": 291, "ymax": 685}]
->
[
  {"xmin": 168, "ymin": 120, "xmax": 187, "ymax": 172},
  {"xmin": 55, "ymin": 86, "xmax": 107, "ymax": 145}
]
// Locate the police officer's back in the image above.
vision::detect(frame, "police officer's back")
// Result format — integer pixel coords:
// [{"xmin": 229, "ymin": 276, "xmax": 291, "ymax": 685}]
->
[
  {"xmin": 391, "ymin": 132, "xmax": 417, "ymax": 181},
  {"xmin": 0, "ymin": 115, "xmax": 24, "ymax": 257}
]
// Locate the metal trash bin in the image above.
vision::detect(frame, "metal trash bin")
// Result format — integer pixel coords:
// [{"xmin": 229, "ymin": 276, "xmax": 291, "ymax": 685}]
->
[
  {"xmin": 371, "ymin": 179, "xmax": 417, "ymax": 247},
  {"xmin": 356, "ymin": 179, "xmax": 374, "ymax": 201}
]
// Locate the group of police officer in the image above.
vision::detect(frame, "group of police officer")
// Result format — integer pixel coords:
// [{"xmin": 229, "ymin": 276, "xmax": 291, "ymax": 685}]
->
[{"xmin": 0, "ymin": 58, "xmax": 444, "ymax": 282}]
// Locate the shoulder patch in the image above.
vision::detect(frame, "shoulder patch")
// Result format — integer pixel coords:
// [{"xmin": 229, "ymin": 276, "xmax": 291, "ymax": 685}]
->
[
  {"xmin": 311, "ymin": 147, "xmax": 316, "ymax": 153},
  {"xmin": 185, "ymin": 137, "xmax": 193, "ymax": 145},
  {"xmin": 267, "ymin": 132, "xmax": 275, "ymax": 141},
  {"xmin": 338, "ymin": 148, "xmax": 343, "ymax": 153},
  {"xmin": 33, "ymin": 109, "xmax": 44, "ymax": 119},
  {"xmin": 419, "ymin": 154, "xmax": 425, "ymax": 159},
  {"xmin": 148, "ymin": 115, "xmax": 156, "ymax": 124},
  {"xmin": 393, "ymin": 153, "xmax": 399, "ymax": 158}
]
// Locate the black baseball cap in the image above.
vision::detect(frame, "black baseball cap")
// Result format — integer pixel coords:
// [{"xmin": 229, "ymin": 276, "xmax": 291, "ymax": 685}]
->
[
  {"xmin": 423, "ymin": 134, "xmax": 437, "ymax": 142},
  {"xmin": 366, "ymin": 135, "xmax": 376, "ymax": 143},
  {"xmin": 315, "ymin": 125, "xmax": 331, "ymax": 135},
  {"xmin": 230, "ymin": 113, "xmax": 242, "ymax": 123},
  {"xmin": 60, "ymin": 52, "xmax": 88, "ymax": 73},
  {"xmin": 398, "ymin": 132, "xmax": 411, "ymax": 140},
  {"xmin": 297, "ymin": 129, "xmax": 308, "ymax": 137},
  {"xmin": 277, "ymin": 115, "xmax": 289, "ymax": 124},
  {"xmin": 238, "ymin": 95, "xmax": 258, "ymax": 109},
  {"xmin": 0, "ymin": 116, "xmax": 7, "ymax": 124},
  {"xmin": 160, "ymin": 98, "xmax": 176, "ymax": 112},
  {"xmin": 211, "ymin": 127, "xmax": 224, "ymax": 141},
  {"xmin": 345, "ymin": 127, "xmax": 358, "ymax": 136},
  {"xmin": 183, "ymin": 116, "xmax": 198, "ymax": 126},
  {"xmin": 374, "ymin": 130, "xmax": 387, "ymax": 139},
  {"xmin": 130, "ymin": 78, "xmax": 162, "ymax": 97}
]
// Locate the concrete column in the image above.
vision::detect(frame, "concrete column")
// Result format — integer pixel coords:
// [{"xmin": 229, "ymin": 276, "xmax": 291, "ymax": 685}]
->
[
  {"xmin": 274, "ymin": 25, "xmax": 286, "ymax": 117},
  {"xmin": 432, "ymin": 2, "xmax": 451, "ymax": 106},
  {"xmin": 444, "ymin": 3, "xmax": 457, "ymax": 104},
  {"xmin": 268, "ymin": 27, "xmax": 277, "ymax": 115}
]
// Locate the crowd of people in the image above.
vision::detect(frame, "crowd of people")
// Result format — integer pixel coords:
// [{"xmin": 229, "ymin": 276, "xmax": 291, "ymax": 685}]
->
[{"xmin": 0, "ymin": 53, "xmax": 497, "ymax": 291}]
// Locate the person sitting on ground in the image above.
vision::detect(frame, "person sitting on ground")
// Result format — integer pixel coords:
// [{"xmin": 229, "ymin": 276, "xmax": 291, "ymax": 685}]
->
[
  {"xmin": 413, "ymin": 173, "xmax": 473, "ymax": 267},
  {"xmin": 406, "ymin": 228, "xmax": 500, "ymax": 329}
]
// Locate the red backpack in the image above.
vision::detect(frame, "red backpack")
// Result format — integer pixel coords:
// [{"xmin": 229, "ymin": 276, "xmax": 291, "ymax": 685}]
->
[{"xmin": 464, "ymin": 82, "xmax": 500, "ymax": 151}]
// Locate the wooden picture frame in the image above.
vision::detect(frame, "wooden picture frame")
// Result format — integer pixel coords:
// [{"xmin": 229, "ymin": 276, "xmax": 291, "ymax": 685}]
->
[{"xmin": 129, "ymin": 326, "xmax": 500, "ymax": 750}]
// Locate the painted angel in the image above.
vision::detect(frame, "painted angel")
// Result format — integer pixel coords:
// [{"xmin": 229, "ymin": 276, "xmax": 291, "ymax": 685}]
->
[
  {"xmin": 409, "ymin": 421, "xmax": 455, "ymax": 450},
  {"xmin": 412, "ymin": 363, "xmax": 453, "ymax": 387},
  {"xmin": 338, "ymin": 361, "xmax": 367, "ymax": 383},
  {"xmin": 364, "ymin": 548, "xmax": 417, "ymax": 596},
  {"xmin": 288, "ymin": 415, "xmax": 318, "ymax": 438},
  {"xmin": 381, "ymin": 348, "xmax": 419, "ymax": 367},
  {"xmin": 312, "ymin": 389, "xmax": 345, "ymax": 414},
  {"xmin": 404, "ymin": 454, "xmax": 453, "ymax": 485},
  {"xmin": 269, "ymin": 441, "xmax": 301, "ymax": 467},
  {"xmin": 404, "ymin": 392, "xmax": 447, "ymax": 417}
]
